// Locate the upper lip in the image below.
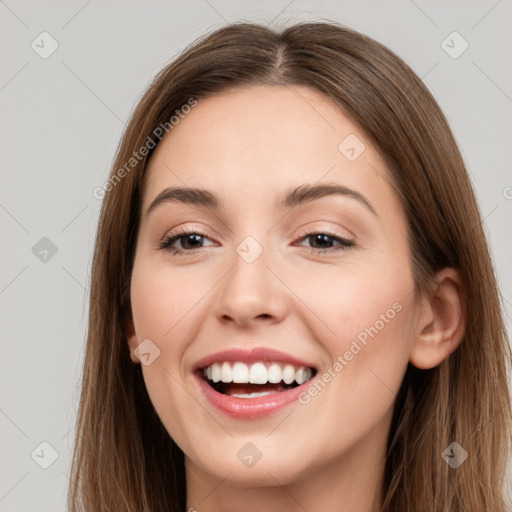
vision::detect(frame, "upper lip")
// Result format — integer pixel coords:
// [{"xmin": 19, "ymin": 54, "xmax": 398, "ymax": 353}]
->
[{"xmin": 193, "ymin": 347, "xmax": 317, "ymax": 372}]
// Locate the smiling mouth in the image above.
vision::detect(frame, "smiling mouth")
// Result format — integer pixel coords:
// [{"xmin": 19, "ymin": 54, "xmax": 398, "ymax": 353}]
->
[{"xmin": 198, "ymin": 361, "xmax": 317, "ymax": 398}]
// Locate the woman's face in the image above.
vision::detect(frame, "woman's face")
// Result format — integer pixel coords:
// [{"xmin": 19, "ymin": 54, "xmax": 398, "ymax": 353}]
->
[{"xmin": 128, "ymin": 85, "xmax": 419, "ymax": 489}]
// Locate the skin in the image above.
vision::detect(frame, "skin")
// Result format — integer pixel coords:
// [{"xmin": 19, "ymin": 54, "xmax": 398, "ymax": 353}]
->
[{"xmin": 126, "ymin": 85, "xmax": 465, "ymax": 512}]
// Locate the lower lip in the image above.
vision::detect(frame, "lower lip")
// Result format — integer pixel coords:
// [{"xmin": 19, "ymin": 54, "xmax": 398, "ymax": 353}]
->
[{"xmin": 194, "ymin": 374, "xmax": 311, "ymax": 419}]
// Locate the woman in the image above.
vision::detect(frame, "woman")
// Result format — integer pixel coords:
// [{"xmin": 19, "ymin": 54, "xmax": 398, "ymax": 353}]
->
[{"xmin": 68, "ymin": 21, "xmax": 512, "ymax": 511}]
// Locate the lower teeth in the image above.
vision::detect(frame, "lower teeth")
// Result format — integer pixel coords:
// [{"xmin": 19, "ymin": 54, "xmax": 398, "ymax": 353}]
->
[
  {"xmin": 229, "ymin": 391, "xmax": 278, "ymax": 399},
  {"xmin": 204, "ymin": 376, "xmax": 302, "ymax": 396}
]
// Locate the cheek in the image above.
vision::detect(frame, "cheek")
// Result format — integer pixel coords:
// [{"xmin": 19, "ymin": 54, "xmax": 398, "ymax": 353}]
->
[
  {"xmin": 288, "ymin": 292, "xmax": 415, "ymax": 469},
  {"xmin": 130, "ymin": 260, "xmax": 210, "ymax": 340},
  {"xmin": 332, "ymin": 280, "xmax": 413, "ymax": 360},
  {"xmin": 130, "ymin": 262, "xmax": 226, "ymax": 446},
  {"xmin": 289, "ymin": 253, "xmax": 415, "ymax": 359},
  {"xmin": 294, "ymin": 259, "xmax": 416, "ymax": 420}
]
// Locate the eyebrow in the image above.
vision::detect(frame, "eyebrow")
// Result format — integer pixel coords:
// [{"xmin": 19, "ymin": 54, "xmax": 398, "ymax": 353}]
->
[{"xmin": 145, "ymin": 182, "xmax": 377, "ymax": 217}]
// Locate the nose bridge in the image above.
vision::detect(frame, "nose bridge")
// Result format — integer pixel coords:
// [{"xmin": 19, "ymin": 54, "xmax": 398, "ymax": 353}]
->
[{"xmin": 214, "ymin": 232, "xmax": 286, "ymax": 326}]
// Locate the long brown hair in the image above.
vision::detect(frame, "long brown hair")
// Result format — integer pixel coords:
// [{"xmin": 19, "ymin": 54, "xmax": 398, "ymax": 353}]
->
[{"xmin": 68, "ymin": 21, "xmax": 512, "ymax": 511}]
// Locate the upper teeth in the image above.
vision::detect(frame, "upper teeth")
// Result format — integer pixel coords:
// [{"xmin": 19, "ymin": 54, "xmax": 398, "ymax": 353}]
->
[{"xmin": 203, "ymin": 362, "xmax": 312, "ymax": 385}]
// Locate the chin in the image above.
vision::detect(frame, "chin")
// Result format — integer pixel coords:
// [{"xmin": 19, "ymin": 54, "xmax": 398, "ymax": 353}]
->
[{"xmin": 183, "ymin": 434, "xmax": 317, "ymax": 488}]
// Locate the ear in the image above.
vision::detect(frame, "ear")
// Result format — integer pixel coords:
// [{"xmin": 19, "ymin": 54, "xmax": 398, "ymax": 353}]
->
[
  {"xmin": 409, "ymin": 268, "xmax": 466, "ymax": 370},
  {"xmin": 123, "ymin": 312, "xmax": 141, "ymax": 364}
]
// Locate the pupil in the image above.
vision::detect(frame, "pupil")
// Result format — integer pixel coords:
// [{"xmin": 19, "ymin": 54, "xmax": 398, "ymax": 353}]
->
[
  {"xmin": 184, "ymin": 234, "xmax": 201, "ymax": 249},
  {"xmin": 312, "ymin": 234, "xmax": 332, "ymax": 248}
]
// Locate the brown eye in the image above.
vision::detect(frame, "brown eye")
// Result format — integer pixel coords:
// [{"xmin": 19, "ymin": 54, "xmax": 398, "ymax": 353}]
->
[
  {"xmin": 160, "ymin": 229, "xmax": 215, "ymax": 255},
  {"xmin": 295, "ymin": 230, "xmax": 354, "ymax": 254}
]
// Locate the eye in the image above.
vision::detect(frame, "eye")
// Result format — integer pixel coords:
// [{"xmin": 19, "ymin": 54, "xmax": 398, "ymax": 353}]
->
[
  {"xmin": 159, "ymin": 228, "xmax": 215, "ymax": 255},
  {"xmin": 159, "ymin": 227, "xmax": 355, "ymax": 256},
  {"xmin": 294, "ymin": 229, "xmax": 354, "ymax": 254}
]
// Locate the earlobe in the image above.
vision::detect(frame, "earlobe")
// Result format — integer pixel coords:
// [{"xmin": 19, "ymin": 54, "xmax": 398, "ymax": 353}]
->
[
  {"xmin": 124, "ymin": 314, "xmax": 141, "ymax": 364},
  {"xmin": 409, "ymin": 268, "xmax": 466, "ymax": 370}
]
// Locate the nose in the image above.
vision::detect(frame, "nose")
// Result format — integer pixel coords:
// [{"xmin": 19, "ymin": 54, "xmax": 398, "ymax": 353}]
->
[{"xmin": 213, "ymin": 243, "xmax": 288, "ymax": 329}]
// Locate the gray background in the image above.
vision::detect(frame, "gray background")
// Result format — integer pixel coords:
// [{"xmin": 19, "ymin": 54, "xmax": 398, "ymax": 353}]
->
[{"xmin": 1, "ymin": 1, "xmax": 511, "ymax": 510}]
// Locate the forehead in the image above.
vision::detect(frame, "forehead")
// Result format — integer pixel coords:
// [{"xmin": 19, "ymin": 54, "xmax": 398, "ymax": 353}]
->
[{"xmin": 142, "ymin": 85, "xmax": 395, "ymax": 216}]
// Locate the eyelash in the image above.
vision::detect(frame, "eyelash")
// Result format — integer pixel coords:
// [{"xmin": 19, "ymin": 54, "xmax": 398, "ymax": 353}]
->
[{"xmin": 159, "ymin": 227, "xmax": 354, "ymax": 256}]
